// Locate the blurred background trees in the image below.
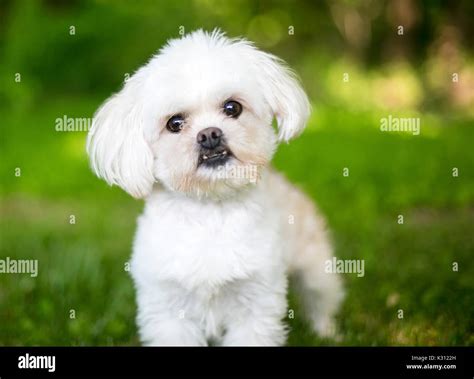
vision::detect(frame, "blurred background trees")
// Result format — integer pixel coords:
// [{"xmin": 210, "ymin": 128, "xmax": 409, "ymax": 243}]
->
[{"xmin": 1, "ymin": 0, "xmax": 473, "ymax": 115}]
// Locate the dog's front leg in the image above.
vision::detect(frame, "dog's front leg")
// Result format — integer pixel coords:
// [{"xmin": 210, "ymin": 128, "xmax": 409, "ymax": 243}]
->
[
  {"xmin": 220, "ymin": 276, "xmax": 288, "ymax": 346},
  {"xmin": 134, "ymin": 283, "xmax": 207, "ymax": 346}
]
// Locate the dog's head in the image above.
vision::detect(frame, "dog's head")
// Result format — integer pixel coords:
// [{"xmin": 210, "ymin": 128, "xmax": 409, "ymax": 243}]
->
[{"xmin": 87, "ymin": 30, "xmax": 310, "ymax": 199}]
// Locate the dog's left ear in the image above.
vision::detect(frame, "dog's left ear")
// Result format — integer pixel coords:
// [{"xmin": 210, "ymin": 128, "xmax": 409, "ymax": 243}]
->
[
  {"xmin": 87, "ymin": 71, "xmax": 155, "ymax": 199},
  {"xmin": 253, "ymin": 51, "xmax": 311, "ymax": 142}
]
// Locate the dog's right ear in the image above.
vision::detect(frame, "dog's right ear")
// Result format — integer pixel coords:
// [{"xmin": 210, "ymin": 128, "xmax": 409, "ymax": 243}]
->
[
  {"xmin": 250, "ymin": 49, "xmax": 311, "ymax": 142},
  {"xmin": 87, "ymin": 74, "xmax": 155, "ymax": 198}
]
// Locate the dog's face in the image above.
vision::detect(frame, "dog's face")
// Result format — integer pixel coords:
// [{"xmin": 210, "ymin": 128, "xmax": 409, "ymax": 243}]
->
[{"xmin": 87, "ymin": 30, "xmax": 310, "ymax": 198}]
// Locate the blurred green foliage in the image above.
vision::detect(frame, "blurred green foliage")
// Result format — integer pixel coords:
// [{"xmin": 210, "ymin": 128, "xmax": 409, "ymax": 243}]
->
[
  {"xmin": 1, "ymin": 0, "xmax": 474, "ymax": 112},
  {"xmin": 0, "ymin": 0, "xmax": 473, "ymax": 346}
]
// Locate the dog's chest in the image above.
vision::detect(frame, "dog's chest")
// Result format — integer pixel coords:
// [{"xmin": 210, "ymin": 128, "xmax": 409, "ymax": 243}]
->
[{"xmin": 132, "ymin": 193, "xmax": 282, "ymax": 287}]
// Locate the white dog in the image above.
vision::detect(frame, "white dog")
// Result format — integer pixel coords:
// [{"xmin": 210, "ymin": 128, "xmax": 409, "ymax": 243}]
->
[{"xmin": 87, "ymin": 30, "xmax": 344, "ymax": 346}]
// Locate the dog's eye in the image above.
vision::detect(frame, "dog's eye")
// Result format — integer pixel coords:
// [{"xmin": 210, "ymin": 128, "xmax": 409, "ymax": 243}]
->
[
  {"xmin": 223, "ymin": 100, "xmax": 242, "ymax": 118},
  {"xmin": 166, "ymin": 115, "xmax": 185, "ymax": 133}
]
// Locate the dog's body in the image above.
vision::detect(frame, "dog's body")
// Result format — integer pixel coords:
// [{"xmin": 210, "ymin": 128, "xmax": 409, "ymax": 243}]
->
[
  {"xmin": 132, "ymin": 169, "xmax": 342, "ymax": 345},
  {"xmin": 88, "ymin": 30, "xmax": 343, "ymax": 346}
]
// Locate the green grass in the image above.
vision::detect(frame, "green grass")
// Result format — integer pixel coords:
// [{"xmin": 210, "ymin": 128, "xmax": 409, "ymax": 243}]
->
[{"xmin": 1, "ymin": 99, "xmax": 473, "ymax": 346}]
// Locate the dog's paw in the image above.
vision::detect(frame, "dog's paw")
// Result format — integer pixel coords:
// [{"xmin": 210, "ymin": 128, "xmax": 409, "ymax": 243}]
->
[{"xmin": 311, "ymin": 316, "xmax": 342, "ymax": 341}]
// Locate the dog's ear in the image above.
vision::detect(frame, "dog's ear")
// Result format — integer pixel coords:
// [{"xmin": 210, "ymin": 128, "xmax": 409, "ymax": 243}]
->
[
  {"xmin": 87, "ymin": 75, "xmax": 154, "ymax": 198},
  {"xmin": 253, "ymin": 51, "xmax": 311, "ymax": 142}
]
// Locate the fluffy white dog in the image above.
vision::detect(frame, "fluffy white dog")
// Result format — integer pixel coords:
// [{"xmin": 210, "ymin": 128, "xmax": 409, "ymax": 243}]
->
[{"xmin": 87, "ymin": 30, "xmax": 344, "ymax": 346}]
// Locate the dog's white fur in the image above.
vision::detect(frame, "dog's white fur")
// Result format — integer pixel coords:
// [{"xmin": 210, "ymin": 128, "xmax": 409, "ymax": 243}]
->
[{"xmin": 87, "ymin": 30, "xmax": 344, "ymax": 346}]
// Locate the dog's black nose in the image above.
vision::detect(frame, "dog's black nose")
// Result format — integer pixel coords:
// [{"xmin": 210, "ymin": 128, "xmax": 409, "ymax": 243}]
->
[{"xmin": 197, "ymin": 127, "xmax": 223, "ymax": 149}]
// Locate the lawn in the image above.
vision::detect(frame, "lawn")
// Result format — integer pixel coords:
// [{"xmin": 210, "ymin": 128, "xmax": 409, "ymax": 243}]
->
[{"xmin": 0, "ymin": 98, "xmax": 473, "ymax": 346}]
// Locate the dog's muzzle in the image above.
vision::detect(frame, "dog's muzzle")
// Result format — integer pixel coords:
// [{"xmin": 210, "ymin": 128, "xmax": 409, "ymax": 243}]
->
[{"xmin": 197, "ymin": 127, "xmax": 232, "ymax": 167}]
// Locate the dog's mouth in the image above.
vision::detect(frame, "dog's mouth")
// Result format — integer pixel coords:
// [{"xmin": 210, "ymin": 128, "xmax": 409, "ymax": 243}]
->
[{"xmin": 198, "ymin": 147, "xmax": 233, "ymax": 168}]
